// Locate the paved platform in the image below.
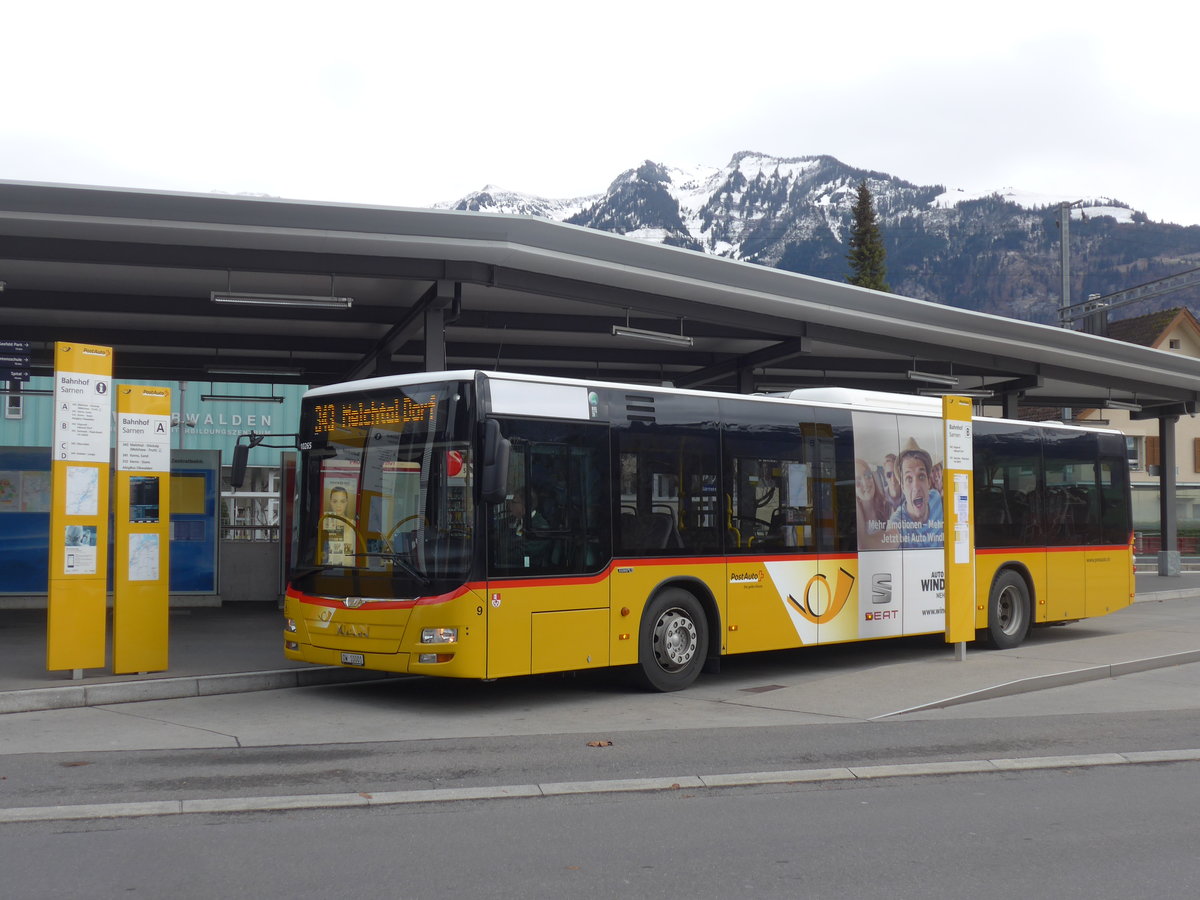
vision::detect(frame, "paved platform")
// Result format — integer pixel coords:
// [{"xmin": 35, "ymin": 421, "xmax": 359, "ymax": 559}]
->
[{"xmin": 3, "ymin": 574, "xmax": 1200, "ymax": 716}]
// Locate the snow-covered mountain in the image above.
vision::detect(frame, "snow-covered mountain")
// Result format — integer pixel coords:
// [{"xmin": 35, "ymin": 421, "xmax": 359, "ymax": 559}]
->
[
  {"xmin": 437, "ymin": 185, "xmax": 594, "ymax": 221},
  {"xmin": 439, "ymin": 152, "xmax": 1198, "ymax": 325}
]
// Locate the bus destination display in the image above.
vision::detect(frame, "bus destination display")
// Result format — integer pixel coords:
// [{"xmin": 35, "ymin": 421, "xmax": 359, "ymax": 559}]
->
[{"xmin": 312, "ymin": 394, "xmax": 437, "ymax": 435}]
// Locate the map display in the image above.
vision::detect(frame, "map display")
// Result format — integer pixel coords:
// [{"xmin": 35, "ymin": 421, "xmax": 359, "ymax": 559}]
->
[
  {"xmin": 66, "ymin": 466, "xmax": 100, "ymax": 517},
  {"xmin": 127, "ymin": 533, "xmax": 161, "ymax": 582}
]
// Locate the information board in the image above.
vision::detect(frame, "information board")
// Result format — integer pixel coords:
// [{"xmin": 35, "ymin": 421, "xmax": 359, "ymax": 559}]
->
[{"xmin": 48, "ymin": 342, "xmax": 113, "ymax": 673}]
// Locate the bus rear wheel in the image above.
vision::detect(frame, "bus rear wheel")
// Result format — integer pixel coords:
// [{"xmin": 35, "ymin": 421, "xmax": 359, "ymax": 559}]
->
[
  {"xmin": 983, "ymin": 570, "xmax": 1031, "ymax": 649},
  {"xmin": 636, "ymin": 588, "xmax": 708, "ymax": 692}
]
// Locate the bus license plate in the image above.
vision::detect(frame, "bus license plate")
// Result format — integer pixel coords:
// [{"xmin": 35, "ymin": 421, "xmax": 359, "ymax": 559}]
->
[{"xmin": 340, "ymin": 652, "xmax": 365, "ymax": 666}]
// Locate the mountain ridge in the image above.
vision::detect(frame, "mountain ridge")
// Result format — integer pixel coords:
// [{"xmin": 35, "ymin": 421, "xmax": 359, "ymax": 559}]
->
[{"xmin": 438, "ymin": 152, "xmax": 1199, "ymax": 325}]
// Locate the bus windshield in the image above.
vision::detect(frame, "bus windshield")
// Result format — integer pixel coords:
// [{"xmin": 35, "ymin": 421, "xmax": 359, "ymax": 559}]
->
[{"xmin": 293, "ymin": 380, "xmax": 475, "ymax": 596}]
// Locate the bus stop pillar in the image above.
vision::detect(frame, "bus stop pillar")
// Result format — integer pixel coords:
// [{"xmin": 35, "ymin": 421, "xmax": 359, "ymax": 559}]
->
[
  {"xmin": 943, "ymin": 396, "xmax": 976, "ymax": 658},
  {"xmin": 1158, "ymin": 414, "xmax": 1180, "ymax": 576}
]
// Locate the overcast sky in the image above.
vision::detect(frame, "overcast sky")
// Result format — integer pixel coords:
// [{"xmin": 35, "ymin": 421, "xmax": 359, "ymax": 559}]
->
[{"xmin": 4, "ymin": 1, "xmax": 1196, "ymax": 225}]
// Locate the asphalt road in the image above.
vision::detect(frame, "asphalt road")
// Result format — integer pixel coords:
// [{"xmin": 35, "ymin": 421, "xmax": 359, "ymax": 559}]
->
[
  {"xmin": 2, "ymin": 658, "xmax": 1199, "ymax": 809},
  {"xmin": 4, "ymin": 625, "xmax": 1200, "ymax": 898},
  {"xmin": 4, "ymin": 760, "xmax": 1198, "ymax": 899}
]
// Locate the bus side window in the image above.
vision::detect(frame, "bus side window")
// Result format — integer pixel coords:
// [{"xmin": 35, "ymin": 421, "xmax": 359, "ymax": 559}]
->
[
  {"xmin": 974, "ymin": 421, "xmax": 1041, "ymax": 549},
  {"xmin": 614, "ymin": 430, "xmax": 719, "ymax": 557},
  {"xmin": 486, "ymin": 420, "xmax": 611, "ymax": 576}
]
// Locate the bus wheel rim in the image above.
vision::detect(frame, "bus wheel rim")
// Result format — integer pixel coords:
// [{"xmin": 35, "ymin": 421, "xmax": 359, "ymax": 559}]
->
[
  {"xmin": 653, "ymin": 608, "xmax": 698, "ymax": 671},
  {"xmin": 997, "ymin": 585, "xmax": 1022, "ymax": 635}
]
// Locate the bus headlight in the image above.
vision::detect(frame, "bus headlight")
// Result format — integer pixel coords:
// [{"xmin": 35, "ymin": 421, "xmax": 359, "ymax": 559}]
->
[
  {"xmin": 421, "ymin": 627, "xmax": 458, "ymax": 644},
  {"xmin": 286, "ymin": 618, "xmax": 297, "ymax": 633}
]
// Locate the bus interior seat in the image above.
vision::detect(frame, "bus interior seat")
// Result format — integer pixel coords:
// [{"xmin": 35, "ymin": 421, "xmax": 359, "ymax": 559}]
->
[{"xmin": 620, "ymin": 512, "xmax": 683, "ymax": 551}]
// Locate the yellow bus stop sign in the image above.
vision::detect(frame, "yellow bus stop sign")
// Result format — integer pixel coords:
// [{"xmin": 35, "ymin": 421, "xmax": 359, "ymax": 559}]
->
[{"xmin": 943, "ymin": 396, "xmax": 976, "ymax": 648}]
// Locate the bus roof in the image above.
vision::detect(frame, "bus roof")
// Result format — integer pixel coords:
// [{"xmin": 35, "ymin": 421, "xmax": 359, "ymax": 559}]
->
[
  {"xmin": 782, "ymin": 387, "xmax": 942, "ymax": 415},
  {"xmin": 302, "ymin": 370, "xmax": 1121, "ymax": 433}
]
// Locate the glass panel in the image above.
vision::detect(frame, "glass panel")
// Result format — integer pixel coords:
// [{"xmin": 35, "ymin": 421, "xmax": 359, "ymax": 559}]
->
[
  {"xmin": 720, "ymin": 400, "xmax": 851, "ymax": 554},
  {"xmin": 1097, "ymin": 432, "xmax": 1133, "ymax": 543},
  {"xmin": 973, "ymin": 421, "xmax": 1043, "ymax": 548},
  {"xmin": 726, "ymin": 453, "xmax": 814, "ymax": 554},
  {"xmin": 1042, "ymin": 430, "xmax": 1100, "ymax": 546},
  {"xmin": 488, "ymin": 419, "xmax": 610, "ymax": 576},
  {"xmin": 294, "ymin": 380, "xmax": 474, "ymax": 596},
  {"xmin": 615, "ymin": 427, "xmax": 720, "ymax": 556}
]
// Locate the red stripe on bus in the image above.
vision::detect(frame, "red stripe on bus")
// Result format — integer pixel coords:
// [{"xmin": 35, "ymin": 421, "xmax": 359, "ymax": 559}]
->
[
  {"xmin": 482, "ymin": 551, "xmax": 859, "ymax": 588},
  {"xmin": 975, "ymin": 544, "xmax": 1131, "ymax": 556}
]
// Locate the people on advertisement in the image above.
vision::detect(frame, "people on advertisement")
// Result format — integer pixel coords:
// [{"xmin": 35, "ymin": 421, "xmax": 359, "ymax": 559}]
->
[
  {"xmin": 886, "ymin": 437, "xmax": 944, "ymax": 549},
  {"xmin": 322, "ymin": 485, "xmax": 354, "ymax": 563},
  {"xmin": 880, "ymin": 452, "xmax": 904, "ymax": 511},
  {"xmin": 854, "ymin": 457, "xmax": 892, "ymax": 550},
  {"xmin": 326, "ymin": 485, "xmax": 351, "ymax": 521}
]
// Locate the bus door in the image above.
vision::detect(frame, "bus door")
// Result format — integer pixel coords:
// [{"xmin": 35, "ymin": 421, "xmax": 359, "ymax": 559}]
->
[
  {"xmin": 724, "ymin": 419, "xmax": 817, "ymax": 653},
  {"xmin": 485, "ymin": 419, "xmax": 611, "ymax": 679},
  {"xmin": 1085, "ymin": 434, "xmax": 1135, "ymax": 617},
  {"xmin": 1042, "ymin": 431, "xmax": 1091, "ymax": 622},
  {"xmin": 724, "ymin": 405, "xmax": 855, "ymax": 651},
  {"xmin": 804, "ymin": 412, "xmax": 859, "ymax": 646}
]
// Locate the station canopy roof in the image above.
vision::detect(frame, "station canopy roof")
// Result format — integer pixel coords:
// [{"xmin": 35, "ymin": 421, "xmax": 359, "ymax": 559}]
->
[{"xmin": 2, "ymin": 179, "xmax": 1198, "ymax": 419}]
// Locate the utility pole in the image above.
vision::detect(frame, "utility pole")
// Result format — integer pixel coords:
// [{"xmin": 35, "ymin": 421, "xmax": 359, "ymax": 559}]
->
[
  {"xmin": 1058, "ymin": 200, "xmax": 1072, "ymax": 326},
  {"xmin": 1057, "ymin": 201, "xmax": 1077, "ymax": 421}
]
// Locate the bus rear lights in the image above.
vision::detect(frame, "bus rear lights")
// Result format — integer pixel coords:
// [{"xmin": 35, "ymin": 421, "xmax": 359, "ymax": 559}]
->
[
  {"xmin": 418, "ymin": 653, "xmax": 454, "ymax": 664},
  {"xmin": 421, "ymin": 627, "xmax": 458, "ymax": 644}
]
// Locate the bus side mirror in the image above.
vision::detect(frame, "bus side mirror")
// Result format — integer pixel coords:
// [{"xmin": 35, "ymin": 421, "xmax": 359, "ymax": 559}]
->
[
  {"xmin": 230, "ymin": 442, "xmax": 250, "ymax": 490},
  {"xmin": 480, "ymin": 419, "xmax": 511, "ymax": 505}
]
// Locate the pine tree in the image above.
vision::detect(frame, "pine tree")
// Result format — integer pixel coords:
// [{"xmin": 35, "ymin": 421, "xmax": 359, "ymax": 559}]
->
[{"xmin": 846, "ymin": 180, "xmax": 891, "ymax": 292}]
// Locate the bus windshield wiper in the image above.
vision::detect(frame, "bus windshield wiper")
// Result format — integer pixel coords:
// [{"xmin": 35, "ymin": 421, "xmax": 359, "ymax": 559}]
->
[{"xmin": 359, "ymin": 552, "xmax": 430, "ymax": 587}]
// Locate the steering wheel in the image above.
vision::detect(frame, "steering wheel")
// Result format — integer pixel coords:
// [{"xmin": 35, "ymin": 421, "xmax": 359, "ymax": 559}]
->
[{"xmin": 384, "ymin": 514, "xmax": 429, "ymax": 551}]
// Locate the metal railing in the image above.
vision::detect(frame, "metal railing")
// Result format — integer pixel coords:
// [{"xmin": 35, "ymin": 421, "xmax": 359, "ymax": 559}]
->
[{"xmin": 220, "ymin": 525, "xmax": 281, "ymax": 542}]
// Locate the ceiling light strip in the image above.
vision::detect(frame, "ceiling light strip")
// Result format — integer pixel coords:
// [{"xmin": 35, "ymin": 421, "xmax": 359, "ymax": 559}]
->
[
  {"xmin": 210, "ymin": 291, "xmax": 353, "ymax": 309},
  {"xmin": 611, "ymin": 325, "xmax": 694, "ymax": 347}
]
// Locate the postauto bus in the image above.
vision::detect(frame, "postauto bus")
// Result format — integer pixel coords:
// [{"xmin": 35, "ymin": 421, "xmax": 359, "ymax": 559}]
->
[{"xmin": 278, "ymin": 370, "xmax": 1133, "ymax": 691}]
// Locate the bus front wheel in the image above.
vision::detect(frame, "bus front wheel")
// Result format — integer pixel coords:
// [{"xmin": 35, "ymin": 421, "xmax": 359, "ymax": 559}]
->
[
  {"xmin": 983, "ymin": 570, "xmax": 1031, "ymax": 650},
  {"xmin": 636, "ymin": 588, "xmax": 708, "ymax": 692}
]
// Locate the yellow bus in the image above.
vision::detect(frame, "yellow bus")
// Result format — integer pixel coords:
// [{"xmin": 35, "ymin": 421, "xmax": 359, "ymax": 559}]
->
[{"xmin": 277, "ymin": 371, "xmax": 1134, "ymax": 691}]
